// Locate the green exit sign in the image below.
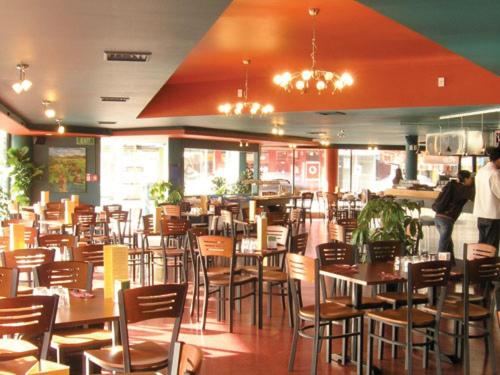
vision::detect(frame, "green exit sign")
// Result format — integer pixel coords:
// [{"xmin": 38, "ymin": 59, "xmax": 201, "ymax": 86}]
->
[{"xmin": 76, "ymin": 137, "xmax": 95, "ymax": 146}]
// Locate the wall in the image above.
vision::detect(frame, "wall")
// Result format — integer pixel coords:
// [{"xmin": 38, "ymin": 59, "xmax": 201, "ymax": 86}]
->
[{"xmin": 32, "ymin": 136, "xmax": 100, "ymax": 205}]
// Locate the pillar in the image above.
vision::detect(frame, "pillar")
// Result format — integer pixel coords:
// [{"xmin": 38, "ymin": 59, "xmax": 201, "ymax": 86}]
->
[
  {"xmin": 405, "ymin": 135, "xmax": 419, "ymax": 180},
  {"xmin": 239, "ymin": 151, "xmax": 247, "ymax": 178},
  {"xmin": 11, "ymin": 135, "xmax": 32, "ymax": 151},
  {"xmin": 326, "ymin": 148, "xmax": 339, "ymax": 192},
  {"xmin": 168, "ymin": 139, "xmax": 184, "ymax": 189}
]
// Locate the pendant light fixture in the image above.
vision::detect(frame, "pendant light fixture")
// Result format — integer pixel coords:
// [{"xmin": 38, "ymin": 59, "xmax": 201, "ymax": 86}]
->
[
  {"xmin": 218, "ymin": 59, "xmax": 274, "ymax": 116},
  {"xmin": 12, "ymin": 63, "xmax": 32, "ymax": 94},
  {"xmin": 56, "ymin": 118, "xmax": 65, "ymax": 134},
  {"xmin": 273, "ymin": 8, "xmax": 354, "ymax": 94},
  {"xmin": 42, "ymin": 101, "xmax": 56, "ymax": 118}
]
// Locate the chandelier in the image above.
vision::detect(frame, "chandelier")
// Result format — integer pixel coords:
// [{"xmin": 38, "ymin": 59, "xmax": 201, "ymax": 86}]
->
[
  {"xmin": 218, "ymin": 59, "xmax": 274, "ymax": 116},
  {"xmin": 12, "ymin": 63, "xmax": 32, "ymax": 94},
  {"xmin": 273, "ymin": 8, "xmax": 354, "ymax": 94}
]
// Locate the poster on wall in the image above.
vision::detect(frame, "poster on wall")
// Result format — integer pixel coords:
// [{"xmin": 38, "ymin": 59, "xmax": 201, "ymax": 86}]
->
[{"xmin": 48, "ymin": 147, "xmax": 86, "ymax": 192}]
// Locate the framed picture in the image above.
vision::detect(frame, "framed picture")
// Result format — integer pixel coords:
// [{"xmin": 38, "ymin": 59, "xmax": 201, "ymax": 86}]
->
[{"xmin": 48, "ymin": 147, "xmax": 86, "ymax": 192}]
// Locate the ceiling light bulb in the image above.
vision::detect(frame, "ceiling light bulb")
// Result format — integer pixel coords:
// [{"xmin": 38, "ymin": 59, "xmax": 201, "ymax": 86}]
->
[
  {"xmin": 324, "ymin": 72, "xmax": 334, "ymax": 81},
  {"xmin": 295, "ymin": 80, "xmax": 305, "ymax": 90},
  {"xmin": 316, "ymin": 80, "xmax": 326, "ymax": 91},
  {"xmin": 262, "ymin": 104, "xmax": 274, "ymax": 114},
  {"xmin": 282, "ymin": 72, "xmax": 292, "ymax": 83},
  {"xmin": 301, "ymin": 70, "xmax": 312, "ymax": 81},
  {"xmin": 44, "ymin": 108, "xmax": 56, "ymax": 118},
  {"xmin": 341, "ymin": 73, "xmax": 354, "ymax": 86},
  {"xmin": 278, "ymin": 128, "xmax": 284, "ymax": 136},
  {"xmin": 21, "ymin": 79, "xmax": 32, "ymax": 91},
  {"xmin": 57, "ymin": 125, "xmax": 65, "ymax": 134},
  {"xmin": 12, "ymin": 82, "xmax": 23, "ymax": 94},
  {"xmin": 272, "ymin": 127, "xmax": 278, "ymax": 135},
  {"xmin": 273, "ymin": 74, "xmax": 282, "ymax": 85},
  {"xmin": 334, "ymin": 80, "xmax": 344, "ymax": 90}
]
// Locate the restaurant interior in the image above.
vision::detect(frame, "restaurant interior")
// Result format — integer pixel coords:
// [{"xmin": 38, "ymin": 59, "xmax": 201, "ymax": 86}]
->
[{"xmin": 0, "ymin": 1, "xmax": 499, "ymax": 374}]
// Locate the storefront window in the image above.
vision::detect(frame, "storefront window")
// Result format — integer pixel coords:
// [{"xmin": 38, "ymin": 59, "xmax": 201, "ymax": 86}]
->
[
  {"xmin": 259, "ymin": 148, "xmax": 293, "ymax": 184},
  {"xmin": 417, "ymin": 154, "xmax": 459, "ymax": 186},
  {"xmin": 184, "ymin": 148, "xmax": 240, "ymax": 196},
  {"xmin": 293, "ymin": 149, "xmax": 327, "ymax": 192},
  {"xmin": 100, "ymin": 136, "xmax": 169, "ymax": 211}
]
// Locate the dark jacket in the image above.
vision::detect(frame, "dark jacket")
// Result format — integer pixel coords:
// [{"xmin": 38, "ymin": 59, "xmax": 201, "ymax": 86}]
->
[{"xmin": 432, "ymin": 180, "xmax": 474, "ymax": 221}]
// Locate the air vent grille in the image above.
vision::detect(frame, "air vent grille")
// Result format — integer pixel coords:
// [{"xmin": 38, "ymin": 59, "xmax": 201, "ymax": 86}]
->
[
  {"xmin": 100, "ymin": 96, "xmax": 129, "ymax": 102},
  {"xmin": 316, "ymin": 111, "xmax": 347, "ymax": 116},
  {"xmin": 97, "ymin": 121, "xmax": 117, "ymax": 125},
  {"xmin": 104, "ymin": 51, "xmax": 151, "ymax": 62}
]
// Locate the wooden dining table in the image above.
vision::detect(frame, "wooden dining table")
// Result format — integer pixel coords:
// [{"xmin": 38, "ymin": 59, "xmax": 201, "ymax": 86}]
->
[{"xmin": 236, "ymin": 246, "xmax": 287, "ymax": 329}]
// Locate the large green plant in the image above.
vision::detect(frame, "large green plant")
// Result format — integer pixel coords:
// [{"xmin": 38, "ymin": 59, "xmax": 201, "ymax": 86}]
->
[
  {"xmin": 352, "ymin": 197, "xmax": 422, "ymax": 255},
  {"xmin": 212, "ymin": 176, "xmax": 228, "ymax": 196},
  {"xmin": 230, "ymin": 169, "xmax": 253, "ymax": 195},
  {"xmin": 0, "ymin": 187, "xmax": 10, "ymax": 219},
  {"xmin": 149, "ymin": 180, "xmax": 183, "ymax": 206},
  {"xmin": 7, "ymin": 146, "xmax": 44, "ymax": 205}
]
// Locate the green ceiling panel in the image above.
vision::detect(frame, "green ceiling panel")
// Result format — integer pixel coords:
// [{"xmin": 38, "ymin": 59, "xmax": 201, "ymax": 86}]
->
[{"xmin": 358, "ymin": 0, "xmax": 500, "ymax": 75}]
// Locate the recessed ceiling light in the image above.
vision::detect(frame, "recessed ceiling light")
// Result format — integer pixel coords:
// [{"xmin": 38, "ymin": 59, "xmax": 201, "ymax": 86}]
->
[
  {"xmin": 100, "ymin": 96, "xmax": 129, "ymax": 102},
  {"xmin": 104, "ymin": 51, "xmax": 151, "ymax": 62},
  {"xmin": 97, "ymin": 121, "xmax": 117, "ymax": 125},
  {"xmin": 316, "ymin": 111, "xmax": 347, "ymax": 116}
]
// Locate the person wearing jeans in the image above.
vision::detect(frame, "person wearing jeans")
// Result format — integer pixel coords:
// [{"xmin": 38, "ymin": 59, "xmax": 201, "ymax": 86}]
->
[
  {"xmin": 473, "ymin": 146, "xmax": 500, "ymax": 249},
  {"xmin": 433, "ymin": 170, "xmax": 474, "ymax": 262}
]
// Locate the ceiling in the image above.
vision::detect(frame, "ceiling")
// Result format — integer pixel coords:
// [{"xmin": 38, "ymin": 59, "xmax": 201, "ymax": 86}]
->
[{"xmin": 0, "ymin": 0, "xmax": 499, "ymax": 145}]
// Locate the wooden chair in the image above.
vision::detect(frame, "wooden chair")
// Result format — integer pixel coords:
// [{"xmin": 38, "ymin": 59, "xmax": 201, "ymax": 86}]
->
[
  {"xmin": 223, "ymin": 203, "xmax": 240, "ymax": 218},
  {"xmin": 38, "ymin": 234, "xmax": 77, "ymax": 260},
  {"xmin": 422, "ymin": 255, "xmax": 500, "ymax": 374},
  {"xmin": 75, "ymin": 204, "xmax": 95, "ymax": 213},
  {"xmin": 198, "ymin": 235, "xmax": 256, "ymax": 333},
  {"xmin": 34, "ymin": 261, "xmax": 94, "ymax": 291},
  {"xmin": 46, "ymin": 202, "xmax": 63, "ymax": 211},
  {"xmin": 0, "ymin": 267, "xmax": 19, "ymax": 297},
  {"xmin": 287, "ymin": 253, "xmax": 364, "ymax": 375},
  {"xmin": 324, "ymin": 192, "xmax": 339, "ymax": 222},
  {"xmin": 316, "ymin": 241, "xmax": 355, "ymax": 300},
  {"xmin": 299, "ymin": 192, "xmax": 314, "ymax": 225},
  {"xmin": 367, "ymin": 240, "xmax": 402, "ymax": 263},
  {"xmin": 2, "ymin": 219, "xmax": 34, "ymax": 227},
  {"xmin": 290, "ymin": 232, "xmax": 308, "ymax": 256},
  {"xmin": 267, "ymin": 210, "xmax": 288, "ymax": 226},
  {"xmin": 157, "ymin": 218, "xmax": 190, "ymax": 283},
  {"xmin": 0, "ymin": 295, "xmax": 59, "ymax": 362},
  {"xmin": 71, "ymin": 244, "xmax": 104, "ymax": 267},
  {"xmin": 72, "ymin": 211, "xmax": 97, "ymax": 243},
  {"xmin": 161, "ymin": 204, "xmax": 181, "ymax": 218},
  {"xmin": 187, "ymin": 227, "xmax": 209, "ymax": 317},
  {"xmin": 23, "ymin": 227, "xmax": 38, "ymax": 247},
  {"xmin": 2, "ymin": 248, "xmax": 55, "ymax": 287},
  {"xmin": 103, "ymin": 204, "xmax": 122, "ymax": 213},
  {"xmin": 287, "ymin": 208, "xmax": 301, "ymax": 235},
  {"xmin": 84, "ymin": 283, "xmax": 187, "ymax": 373},
  {"xmin": 170, "ymin": 341, "xmax": 203, "ymax": 375},
  {"xmin": 328, "ymin": 222, "xmax": 347, "ymax": 243},
  {"xmin": 107, "ymin": 210, "xmax": 129, "ymax": 244}
]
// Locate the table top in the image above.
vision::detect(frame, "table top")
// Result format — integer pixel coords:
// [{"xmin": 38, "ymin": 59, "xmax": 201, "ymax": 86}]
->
[
  {"xmin": 55, "ymin": 288, "xmax": 118, "ymax": 328},
  {"xmin": 236, "ymin": 246, "xmax": 287, "ymax": 258},
  {"xmin": 320, "ymin": 262, "xmax": 462, "ymax": 286}
]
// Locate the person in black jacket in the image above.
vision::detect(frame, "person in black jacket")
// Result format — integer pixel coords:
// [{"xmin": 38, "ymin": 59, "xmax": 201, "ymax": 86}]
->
[{"xmin": 433, "ymin": 170, "xmax": 474, "ymax": 260}]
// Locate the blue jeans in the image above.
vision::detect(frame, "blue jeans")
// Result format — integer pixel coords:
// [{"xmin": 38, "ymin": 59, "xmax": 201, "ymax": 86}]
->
[{"xmin": 435, "ymin": 215, "xmax": 454, "ymax": 256}]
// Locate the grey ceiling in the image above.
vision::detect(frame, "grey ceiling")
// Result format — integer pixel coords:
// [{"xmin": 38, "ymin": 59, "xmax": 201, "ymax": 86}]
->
[{"xmin": 0, "ymin": 0, "xmax": 231, "ymax": 127}]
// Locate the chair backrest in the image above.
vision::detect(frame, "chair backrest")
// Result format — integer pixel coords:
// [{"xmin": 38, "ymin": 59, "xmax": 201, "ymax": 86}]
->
[
  {"xmin": 161, "ymin": 217, "xmax": 190, "ymax": 237},
  {"xmin": 335, "ymin": 209, "xmax": 349, "ymax": 221},
  {"xmin": 287, "ymin": 253, "xmax": 316, "ymax": 283},
  {"xmin": 44, "ymin": 209, "xmax": 63, "ymax": 220},
  {"xmin": 71, "ymin": 244, "xmax": 104, "ymax": 267},
  {"xmin": 3, "ymin": 248, "xmax": 56, "ymax": 273},
  {"xmin": 301, "ymin": 192, "xmax": 314, "ymax": 209},
  {"xmin": 328, "ymin": 222, "xmax": 346, "ymax": 242},
  {"xmin": 367, "ymin": 240, "xmax": 402, "ymax": 263},
  {"xmin": 290, "ymin": 232, "xmax": 308, "ymax": 255},
  {"xmin": 171, "ymin": 341, "xmax": 203, "ymax": 375},
  {"xmin": 336, "ymin": 218, "xmax": 357, "ymax": 227},
  {"xmin": 0, "ymin": 267, "xmax": 19, "ymax": 297},
  {"xmin": 73, "ymin": 211, "xmax": 97, "ymax": 226},
  {"xmin": 288, "ymin": 208, "xmax": 301, "ymax": 223},
  {"xmin": 465, "ymin": 256, "xmax": 500, "ymax": 286},
  {"xmin": 0, "ymin": 295, "xmax": 59, "ymax": 360},
  {"xmin": 35, "ymin": 261, "xmax": 94, "ymax": 291},
  {"xmin": 267, "ymin": 225, "xmax": 289, "ymax": 246},
  {"xmin": 162, "ymin": 204, "xmax": 181, "ymax": 218},
  {"xmin": 316, "ymin": 241, "xmax": 354, "ymax": 266},
  {"xmin": 103, "ymin": 204, "xmax": 122, "ymax": 213},
  {"xmin": 24, "ymin": 227, "xmax": 38, "ymax": 247},
  {"xmin": 107, "ymin": 210, "xmax": 129, "ymax": 222},
  {"xmin": 220, "ymin": 209, "xmax": 233, "ymax": 226},
  {"xmin": 2, "ymin": 219, "xmax": 34, "ymax": 227},
  {"xmin": 38, "ymin": 234, "xmax": 77, "ymax": 251},
  {"xmin": 75, "ymin": 204, "xmax": 95, "ymax": 213},
  {"xmin": 464, "ymin": 243, "xmax": 497, "ymax": 260},
  {"xmin": 142, "ymin": 214, "xmax": 155, "ymax": 235},
  {"xmin": 180, "ymin": 201, "xmax": 192, "ymax": 214},
  {"xmin": 198, "ymin": 236, "xmax": 233, "ymax": 258},
  {"xmin": 46, "ymin": 202, "xmax": 63, "ymax": 211},
  {"xmin": 119, "ymin": 284, "xmax": 187, "ymax": 373},
  {"xmin": 408, "ymin": 260, "xmax": 451, "ymax": 290},
  {"xmin": 267, "ymin": 210, "xmax": 288, "ymax": 226}
]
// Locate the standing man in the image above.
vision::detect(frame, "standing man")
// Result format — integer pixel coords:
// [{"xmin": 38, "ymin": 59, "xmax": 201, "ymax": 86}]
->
[{"xmin": 473, "ymin": 146, "xmax": 500, "ymax": 249}]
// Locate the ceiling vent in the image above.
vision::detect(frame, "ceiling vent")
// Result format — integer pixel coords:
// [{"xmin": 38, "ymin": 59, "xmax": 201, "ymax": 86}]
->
[
  {"xmin": 308, "ymin": 131, "xmax": 327, "ymax": 136},
  {"xmin": 316, "ymin": 111, "xmax": 346, "ymax": 116},
  {"xmin": 104, "ymin": 51, "xmax": 151, "ymax": 62},
  {"xmin": 97, "ymin": 121, "xmax": 117, "ymax": 125},
  {"xmin": 100, "ymin": 96, "xmax": 129, "ymax": 102}
]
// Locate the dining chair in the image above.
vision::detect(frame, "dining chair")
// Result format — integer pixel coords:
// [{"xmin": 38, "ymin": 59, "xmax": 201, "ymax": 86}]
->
[
  {"xmin": 71, "ymin": 244, "xmax": 104, "ymax": 267},
  {"xmin": 267, "ymin": 209, "xmax": 288, "ymax": 226},
  {"xmin": 0, "ymin": 295, "xmax": 59, "ymax": 362},
  {"xmin": 287, "ymin": 208, "xmax": 301, "ymax": 235},
  {"xmin": 367, "ymin": 261, "xmax": 451, "ymax": 374},
  {"xmin": 198, "ymin": 235, "xmax": 256, "ymax": 333},
  {"xmin": 34, "ymin": 260, "xmax": 94, "ymax": 291},
  {"xmin": 157, "ymin": 217, "xmax": 190, "ymax": 283},
  {"xmin": 187, "ymin": 227, "xmax": 209, "ymax": 317},
  {"xmin": 38, "ymin": 233, "xmax": 77, "ymax": 260},
  {"xmin": 327, "ymin": 222, "xmax": 347, "ymax": 243},
  {"xmin": 170, "ymin": 341, "xmax": 203, "ymax": 375},
  {"xmin": 287, "ymin": 253, "xmax": 364, "ymax": 375},
  {"xmin": 422, "ymin": 255, "xmax": 499, "ymax": 375},
  {"xmin": 72, "ymin": 211, "xmax": 99, "ymax": 243},
  {"xmin": 2, "ymin": 248, "xmax": 55, "ymax": 287},
  {"xmin": 103, "ymin": 204, "xmax": 122, "ymax": 213},
  {"xmin": 367, "ymin": 240, "xmax": 403, "ymax": 263},
  {"xmin": 299, "ymin": 192, "xmax": 314, "ymax": 226},
  {"xmin": 0, "ymin": 267, "xmax": 19, "ymax": 297},
  {"xmin": 84, "ymin": 283, "xmax": 187, "ymax": 374},
  {"xmin": 74, "ymin": 204, "xmax": 95, "ymax": 213},
  {"xmin": 107, "ymin": 210, "xmax": 129, "ymax": 244},
  {"xmin": 324, "ymin": 192, "xmax": 339, "ymax": 222},
  {"xmin": 161, "ymin": 204, "xmax": 181, "ymax": 218},
  {"xmin": 220, "ymin": 209, "xmax": 237, "ymax": 240},
  {"xmin": 316, "ymin": 241, "xmax": 355, "ymax": 300},
  {"xmin": 46, "ymin": 202, "xmax": 63, "ymax": 211}
]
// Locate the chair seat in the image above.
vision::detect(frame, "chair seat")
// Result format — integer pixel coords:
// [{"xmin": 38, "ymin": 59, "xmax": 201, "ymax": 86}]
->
[
  {"xmin": 367, "ymin": 308, "xmax": 435, "ymax": 327},
  {"xmin": 241, "ymin": 265, "xmax": 282, "ymax": 274},
  {"xmin": 261, "ymin": 270, "xmax": 288, "ymax": 283},
  {"xmin": 300, "ymin": 302, "xmax": 363, "ymax": 321},
  {"xmin": 205, "ymin": 266, "xmax": 231, "ymax": 277},
  {"xmin": 209, "ymin": 274, "xmax": 257, "ymax": 286},
  {"xmin": 376, "ymin": 292, "xmax": 428, "ymax": 305},
  {"xmin": 51, "ymin": 328, "xmax": 113, "ymax": 350},
  {"xmin": 445, "ymin": 292, "xmax": 484, "ymax": 304},
  {"xmin": 421, "ymin": 302, "xmax": 490, "ymax": 320},
  {"xmin": 0, "ymin": 338, "xmax": 38, "ymax": 361},
  {"xmin": 84, "ymin": 341, "xmax": 169, "ymax": 371},
  {"xmin": 328, "ymin": 295, "xmax": 386, "ymax": 309},
  {"xmin": 17, "ymin": 285, "xmax": 33, "ymax": 296}
]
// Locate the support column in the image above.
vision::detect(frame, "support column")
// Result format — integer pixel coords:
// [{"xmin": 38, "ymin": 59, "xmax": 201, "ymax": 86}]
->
[
  {"xmin": 168, "ymin": 139, "xmax": 184, "ymax": 189},
  {"xmin": 239, "ymin": 151, "xmax": 246, "ymax": 177},
  {"xmin": 326, "ymin": 148, "xmax": 339, "ymax": 193},
  {"xmin": 405, "ymin": 135, "xmax": 419, "ymax": 180}
]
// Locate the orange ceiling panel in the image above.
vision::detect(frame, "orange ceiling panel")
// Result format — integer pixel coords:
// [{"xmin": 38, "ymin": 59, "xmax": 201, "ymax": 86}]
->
[{"xmin": 140, "ymin": 0, "xmax": 500, "ymax": 118}]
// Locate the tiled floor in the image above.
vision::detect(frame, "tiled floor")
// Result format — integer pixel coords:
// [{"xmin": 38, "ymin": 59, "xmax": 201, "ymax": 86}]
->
[{"xmin": 121, "ymin": 218, "xmax": 499, "ymax": 375}]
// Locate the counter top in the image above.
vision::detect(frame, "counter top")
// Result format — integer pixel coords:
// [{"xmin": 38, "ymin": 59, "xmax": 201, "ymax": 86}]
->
[{"xmin": 384, "ymin": 188, "xmax": 439, "ymax": 200}]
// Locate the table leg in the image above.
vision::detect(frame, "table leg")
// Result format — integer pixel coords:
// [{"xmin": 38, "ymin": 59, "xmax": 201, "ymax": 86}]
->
[
  {"xmin": 258, "ymin": 257, "xmax": 263, "ymax": 329},
  {"xmin": 140, "ymin": 237, "xmax": 145, "ymax": 286},
  {"xmin": 112, "ymin": 320, "xmax": 120, "ymax": 346}
]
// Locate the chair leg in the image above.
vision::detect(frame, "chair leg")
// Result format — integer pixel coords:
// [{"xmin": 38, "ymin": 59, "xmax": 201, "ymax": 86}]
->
[
  {"xmin": 229, "ymin": 285, "xmax": 234, "ymax": 333},
  {"xmin": 487, "ymin": 318, "xmax": 496, "ymax": 375},
  {"xmin": 378, "ymin": 322, "xmax": 385, "ymax": 359},
  {"xmin": 311, "ymin": 323, "xmax": 321, "ymax": 375},
  {"xmin": 326, "ymin": 322, "xmax": 332, "ymax": 363},
  {"xmin": 288, "ymin": 314, "xmax": 300, "ymax": 372},
  {"xmin": 367, "ymin": 318, "xmax": 374, "ymax": 375},
  {"xmin": 342, "ymin": 319, "xmax": 349, "ymax": 366},
  {"xmin": 84, "ymin": 355, "xmax": 91, "ymax": 375},
  {"xmin": 236, "ymin": 286, "xmax": 241, "ymax": 313},
  {"xmin": 190, "ymin": 263, "xmax": 198, "ymax": 317},
  {"xmin": 434, "ymin": 325, "xmax": 442, "ymax": 375},
  {"xmin": 392, "ymin": 326, "xmax": 399, "ymax": 358},
  {"xmin": 220, "ymin": 286, "xmax": 226, "ymax": 321},
  {"xmin": 287, "ymin": 281, "xmax": 294, "ymax": 328},
  {"xmin": 423, "ymin": 328, "xmax": 430, "ymax": 369},
  {"xmin": 251, "ymin": 281, "xmax": 256, "ymax": 326},
  {"xmin": 357, "ymin": 316, "xmax": 364, "ymax": 375},
  {"xmin": 407, "ymin": 324, "xmax": 413, "ymax": 375},
  {"xmin": 280, "ymin": 283, "xmax": 286, "ymax": 311},
  {"xmin": 267, "ymin": 283, "xmax": 272, "ymax": 318},
  {"xmin": 202, "ymin": 285, "xmax": 209, "ymax": 330}
]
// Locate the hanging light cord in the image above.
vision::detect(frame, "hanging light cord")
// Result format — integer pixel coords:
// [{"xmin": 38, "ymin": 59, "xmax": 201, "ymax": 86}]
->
[
  {"xmin": 244, "ymin": 63, "xmax": 249, "ymax": 102},
  {"xmin": 310, "ymin": 14, "xmax": 317, "ymax": 70}
]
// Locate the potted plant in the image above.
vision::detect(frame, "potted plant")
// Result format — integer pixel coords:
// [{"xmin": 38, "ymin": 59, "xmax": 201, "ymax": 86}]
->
[
  {"xmin": 352, "ymin": 196, "xmax": 422, "ymax": 256},
  {"xmin": 149, "ymin": 180, "xmax": 183, "ymax": 206},
  {"xmin": 7, "ymin": 146, "xmax": 44, "ymax": 205},
  {"xmin": 230, "ymin": 169, "xmax": 253, "ymax": 195},
  {"xmin": 212, "ymin": 176, "xmax": 229, "ymax": 196}
]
